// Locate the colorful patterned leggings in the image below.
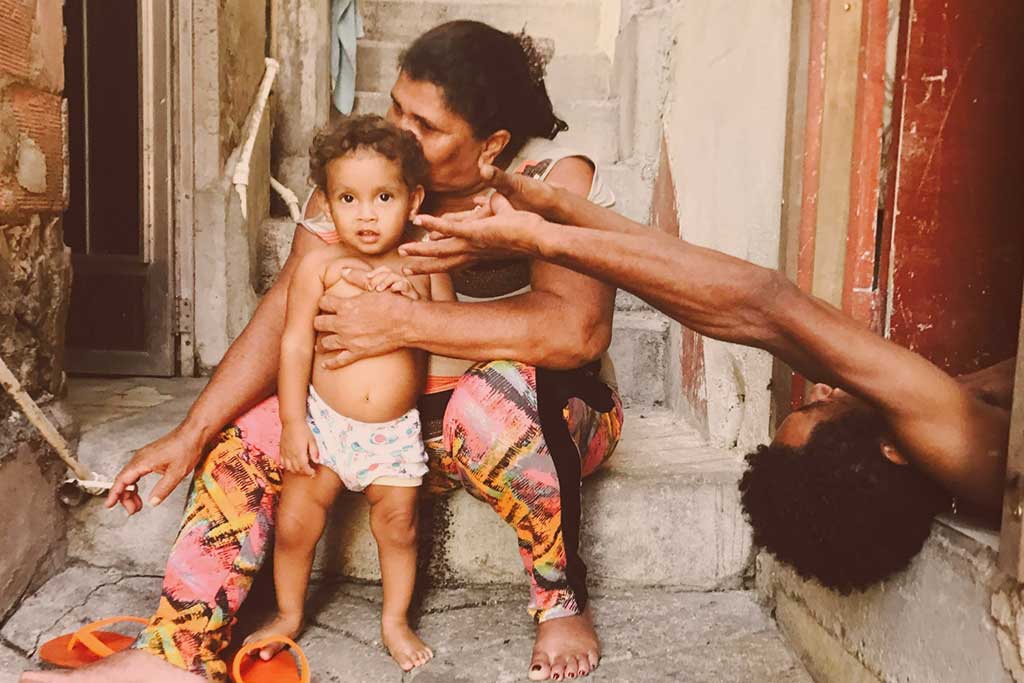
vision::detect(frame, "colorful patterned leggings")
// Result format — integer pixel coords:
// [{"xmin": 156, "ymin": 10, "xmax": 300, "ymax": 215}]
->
[{"xmin": 133, "ymin": 360, "xmax": 623, "ymax": 681}]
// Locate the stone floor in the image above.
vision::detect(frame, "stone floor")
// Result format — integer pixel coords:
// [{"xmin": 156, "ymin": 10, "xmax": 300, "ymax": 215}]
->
[{"xmin": 1, "ymin": 565, "xmax": 810, "ymax": 682}]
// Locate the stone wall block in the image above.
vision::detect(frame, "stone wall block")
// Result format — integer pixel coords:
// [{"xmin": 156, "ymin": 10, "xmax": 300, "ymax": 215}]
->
[
  {"xmin": 0, "ymin": 85, "xmax": 66, "ymax": 216},
  {"xmin": 0, "ymin": 0, "xmax": 63, "ymax": 93}
]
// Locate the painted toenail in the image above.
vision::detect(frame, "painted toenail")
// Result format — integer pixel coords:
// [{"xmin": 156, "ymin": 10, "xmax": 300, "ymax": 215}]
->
[{"xmin": 532, "ymin": 665, "xmax": 543, "ymax": 671}]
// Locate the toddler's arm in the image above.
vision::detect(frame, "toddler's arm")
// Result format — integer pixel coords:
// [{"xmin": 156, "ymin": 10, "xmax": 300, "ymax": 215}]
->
[{"xmin": 278, "ymin": 252, "xmax": 332, "ymax": 475}]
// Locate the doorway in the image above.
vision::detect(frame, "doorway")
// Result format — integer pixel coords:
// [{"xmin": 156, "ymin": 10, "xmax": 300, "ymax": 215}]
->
[{"xmin": 63, "ymin": 0, "xmax": 176, "ymax": 376}]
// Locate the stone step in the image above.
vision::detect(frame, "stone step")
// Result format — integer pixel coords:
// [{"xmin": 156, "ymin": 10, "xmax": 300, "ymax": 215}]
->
[
  {"xmin": 2, "ymin": 569, "xmax": 811, "ymax": 681},
  {"xmin": 357, "ymin": 39, "xmax": 613, "ymax": 102},
  {"xmin": 756, "ymin": 518, "xmax": 1017, "ymax": 682},
  {"xmin": 63, "ymin": 380, "xmax": 751, "ymax": 592},
  {"xmin": 608, "ymin": 310, "xmax": 669, "ymax": 408},
  {"xmin": 353, "ymin": 90, "xmax": 621, "ymax": 164},
  {"xmin": 360, "ymin": 0, "xmax": 604, "ymax": 55}
]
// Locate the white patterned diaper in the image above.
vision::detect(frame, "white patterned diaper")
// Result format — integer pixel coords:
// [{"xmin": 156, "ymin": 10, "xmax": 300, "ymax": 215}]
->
[{"xmin": 306, "ymin": 386, "xmax": 428, "ymax": 492}]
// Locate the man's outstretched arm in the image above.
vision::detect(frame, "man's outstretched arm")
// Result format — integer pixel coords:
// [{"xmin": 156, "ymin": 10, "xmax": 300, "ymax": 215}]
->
[
  {"xmin": 410, "ymin": 175, "xmax": 1009, "ymax": 507},
  {"xmin": 106, "ymin": 226, "xmax": 327, "ymax": 513}
]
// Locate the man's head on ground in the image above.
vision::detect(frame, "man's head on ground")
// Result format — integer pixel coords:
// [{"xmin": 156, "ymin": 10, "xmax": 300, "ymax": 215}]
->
[
  {"xmin": 390, "ymin": 20, "xmax": 567, "ymax": 192},
  {"xmin": 309, "ymin": 115, "xmax": 428, "ymax": 255},
  {"xmin": 739, "ymin": 384, "xmax": 950, "ymax": 594}
]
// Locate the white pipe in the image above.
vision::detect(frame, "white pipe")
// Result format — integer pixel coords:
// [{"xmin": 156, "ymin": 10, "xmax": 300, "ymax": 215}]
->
[
  {"xmin": 232, "ymin": 58, "xmax": 280, "ymax": 219},
  {"xmin": 0, "ymin": 355, "xmax": 91, "ymax": 481}
]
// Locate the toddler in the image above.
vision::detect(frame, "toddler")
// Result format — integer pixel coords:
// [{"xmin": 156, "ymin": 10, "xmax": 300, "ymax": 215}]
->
[{"xmin": 247, "ymin": 115, "xmax": 452, "ymax": 671}]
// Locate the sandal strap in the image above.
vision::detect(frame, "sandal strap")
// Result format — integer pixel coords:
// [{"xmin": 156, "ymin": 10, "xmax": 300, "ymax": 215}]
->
[{"xmin": 67, "ymin": 616, "xmax": 149, "ymax": 657}]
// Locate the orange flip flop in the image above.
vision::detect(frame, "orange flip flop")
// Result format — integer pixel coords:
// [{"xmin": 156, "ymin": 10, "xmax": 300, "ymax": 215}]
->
[
  {"xmin": 231, "ymin": 636, "xmax": 310, "ymax": 683},
  {"xmin": 38, "ymin": 616, "xmax": 149, "ymax": 668}
]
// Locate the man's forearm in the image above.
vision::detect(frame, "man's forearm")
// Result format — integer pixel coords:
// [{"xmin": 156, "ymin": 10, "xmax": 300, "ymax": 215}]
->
[{"xmin": 179, "ymin": 283, "xmax": 288, "ymax": 445}]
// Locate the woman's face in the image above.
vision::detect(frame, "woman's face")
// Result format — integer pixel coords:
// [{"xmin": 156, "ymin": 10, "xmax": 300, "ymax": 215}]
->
[{"xmin": 386, "ymin": 72, "xmax": 497, "ymax": 194}]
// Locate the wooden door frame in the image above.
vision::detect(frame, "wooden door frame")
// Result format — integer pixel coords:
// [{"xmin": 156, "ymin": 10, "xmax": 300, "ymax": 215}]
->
[
  {"xmin": 173, "ymin": 0, "xmax": 195, "ymax": 376},
  {"xmin": 998, "ymin": 286, "xmax": 1024, "ymax": 577}
]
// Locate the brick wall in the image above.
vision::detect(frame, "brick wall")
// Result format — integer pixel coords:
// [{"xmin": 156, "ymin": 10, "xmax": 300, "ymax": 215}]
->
[{"xmin": 0, "ymin": 0, "xmax": 71, "ymax": 621}]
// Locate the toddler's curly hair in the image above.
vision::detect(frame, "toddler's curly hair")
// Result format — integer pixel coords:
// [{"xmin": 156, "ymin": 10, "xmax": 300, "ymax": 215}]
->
[{"xmin": 309, "ymin": 115, "xmax": 429, "ymax": 191}]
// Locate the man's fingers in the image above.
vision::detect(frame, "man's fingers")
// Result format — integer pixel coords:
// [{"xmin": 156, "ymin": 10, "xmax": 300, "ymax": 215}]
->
[
  {"xmin": 399, "ymin": 236, "xmax": 471, "ymax": 258},
  {"xmin": 401, "ymin": 255, "xmax": 474, "ymax": 275},
  {"xmin": 411, "ymin": 215, "xmax": 472, "ymax": 239},
  {"xmin": 148, "ymin": 469, "xmax": 185, "ymax": 507}
]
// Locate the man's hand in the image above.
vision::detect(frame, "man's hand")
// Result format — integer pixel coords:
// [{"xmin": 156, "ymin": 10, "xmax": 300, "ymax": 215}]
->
[
  {"xmin": 314, "ymin": 290, "xmax": 412, "ymax": 369},
  {"xmin": 478, "ymin": 164, "xmax": 561, "ymax": 217},
  {"xmin": 104, "ymin": 425, "xmax": 206, "ymax": 514},
  {"xmin": 399, "ymin": 193, "xmax": 546, "ymax": 275},
  {"xmin": 281, "ymin": 423, "xmax": 318, "ymax": 476}
]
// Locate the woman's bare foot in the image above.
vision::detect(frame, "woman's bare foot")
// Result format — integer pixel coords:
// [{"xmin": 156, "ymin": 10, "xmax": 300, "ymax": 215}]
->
[
  {"xmin": 244, "ymin": 611, "xmax": 304, "ymax": 661},
  {"xmin": 381, "ymin": 615, "xmax": 433, "ymax": 671},
  {"xmin": 528, "ymin": 608, "xmax": 600, "ymax": 681},
  {"xmin": 19, "ymin": 649, "xmax": 202, "ymax": 683}
]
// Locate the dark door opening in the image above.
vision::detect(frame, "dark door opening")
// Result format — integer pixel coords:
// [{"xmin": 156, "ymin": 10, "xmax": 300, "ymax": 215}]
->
[{"xmin": 63, "ymin": 0, "xmax": 175, "ymax": 376}]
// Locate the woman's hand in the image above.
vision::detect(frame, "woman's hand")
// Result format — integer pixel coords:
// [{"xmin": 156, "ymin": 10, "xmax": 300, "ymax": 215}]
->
[
  {"xmin": 281, "ymin": 422, "xmax": 318, "ymax": 476},
  {"xmin": 399, "ymin": 193, "xmax": 547, "ymax": 275},
  {"xmin": 105, "ymin": 424, "xmax": 207, "ymax": 514},
  {"xmin": 314, "ymin": 290, "xmax": 413, "ymax": 369}
]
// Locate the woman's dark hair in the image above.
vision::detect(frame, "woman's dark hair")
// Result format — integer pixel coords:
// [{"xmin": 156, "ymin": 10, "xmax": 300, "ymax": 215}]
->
[
  {"xmin": 738, "ymin": 409, "xmax": 949, "ymax": 594},
  {"xmin": 308, "ymin": 114, "xmax": 428, "ymax": 191},
  {"xmin": 398, "ymin": 20, "xmax": 568, "ymax": 158}
]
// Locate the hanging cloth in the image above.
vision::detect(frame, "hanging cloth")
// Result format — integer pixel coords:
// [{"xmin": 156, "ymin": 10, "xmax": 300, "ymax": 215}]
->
[{"xmin": 331, "ymin": 0, "xmax": 364, "ymax": 115}]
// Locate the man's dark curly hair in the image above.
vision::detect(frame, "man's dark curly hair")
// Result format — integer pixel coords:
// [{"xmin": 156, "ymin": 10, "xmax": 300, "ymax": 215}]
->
[
  {"xmin": 739, "ymin": 409, "xmax": 950, "ymax": 594},
  {"xmin": 398, "ymin": 20, "xmax": 568, "ymax": 160},
  {"xmin": 309, "ymin": 114, "xmax": 428, "ymax": 191}
]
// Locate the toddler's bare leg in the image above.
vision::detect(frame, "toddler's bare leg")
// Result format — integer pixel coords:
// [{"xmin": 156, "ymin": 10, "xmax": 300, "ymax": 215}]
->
[
  {"xmin": 248, "ymin": 468, "xmax": 342, "ymax": 660},
  {"xmin": 365, "ymin": 484, "xmax": 433, "ymax": 671}
]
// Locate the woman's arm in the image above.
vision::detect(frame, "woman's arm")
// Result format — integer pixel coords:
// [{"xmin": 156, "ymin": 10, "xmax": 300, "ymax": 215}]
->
[
  {"xmin": 315, "ymin": 160, "xmax": 616, "ymax": 370},
  {"xmin": 106, "ymin": 221, "xmax": 330, "ymax": 513}
]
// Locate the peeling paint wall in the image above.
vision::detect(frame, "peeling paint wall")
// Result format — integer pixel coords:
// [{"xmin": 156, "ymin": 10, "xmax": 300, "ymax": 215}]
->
[
  {"xmin": 658, "ymin": 0, "xmax": 793, "ymax": 448},
  {"xmin": 0, "ymin": 0, "xmax": 72, "ymax": 621},
  {"xmin": 192, "ymin": 1, "xmax": 270, "ymax": 372}
]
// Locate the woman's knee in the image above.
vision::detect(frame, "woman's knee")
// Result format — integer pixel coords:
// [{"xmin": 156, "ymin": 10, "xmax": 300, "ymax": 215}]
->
[{"xmin": 445, "ymin": 360, "xmax": 537, "ymax": 468}]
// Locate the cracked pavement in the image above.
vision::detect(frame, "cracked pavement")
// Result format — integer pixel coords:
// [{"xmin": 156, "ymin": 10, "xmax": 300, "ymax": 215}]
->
[{"xmin": 2, "ymin": 565, "xmax": 810, "ymax": 682}]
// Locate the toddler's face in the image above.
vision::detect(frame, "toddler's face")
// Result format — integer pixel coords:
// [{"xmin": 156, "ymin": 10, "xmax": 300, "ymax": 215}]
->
[{"xmin": 324, "ymin": 150, "xmax": 424, "ymax": 255}]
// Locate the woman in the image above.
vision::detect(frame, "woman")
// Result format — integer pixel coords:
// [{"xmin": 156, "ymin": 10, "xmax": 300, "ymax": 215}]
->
[{"xmin": 24, "ymin": 21, "xmax": 621, "ymax": 683}]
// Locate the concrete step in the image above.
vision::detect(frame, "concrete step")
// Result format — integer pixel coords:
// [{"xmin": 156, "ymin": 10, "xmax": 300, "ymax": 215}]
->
[
  {"xmin": 2, "ymin": 569, "xmax": 811, "ymax": 681},
  {"xmin": 608, "ymin": 310, "xmax": 669, "ymax": 409},
  {"xmin": 63, "ymin": 380, "xmax": 752, "ymax": 592},
  {"xmin": 757, "ymin": 518, "xmax": 1017, "ymax": 682},
  {"xmin": 357, "ymin": 38, "xmax": 613, "ymax": 101},
  {"xmin": 360, "ymin": 0, "xmax": 603, "ymax": 55},
  {"xmin": 353, "ymin": 90, "xmax": 621, "ymax": 164}
]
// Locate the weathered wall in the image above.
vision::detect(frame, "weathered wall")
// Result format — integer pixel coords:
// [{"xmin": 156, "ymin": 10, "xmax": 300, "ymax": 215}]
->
[
  {"xmin": 758, "ymin": 522, "xmax": 1024, "ymax": 683},
  {"xmin": 659, "ymin": 0, "xmax": 793, "ymax": 448},
  {"xmin": 0, "ymin": 0, "xmax": 71, "ymax": 621},
  {"xmin": 192, "ymin": 1, "xmax": 270, "ymax": 372}
]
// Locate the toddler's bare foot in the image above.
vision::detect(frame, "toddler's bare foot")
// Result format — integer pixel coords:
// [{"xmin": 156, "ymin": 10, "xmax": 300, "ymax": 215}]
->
[
  {"xmin": 529, "ymin": 607, "xmax": 600, "ymax": 680},
  {"xmin": 381, "ymin": 616, "xmax": 433, "ymax": 671},
  {"xmin": 244, "ymin": 611, "xmax": 304, "ymax": 661}
]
